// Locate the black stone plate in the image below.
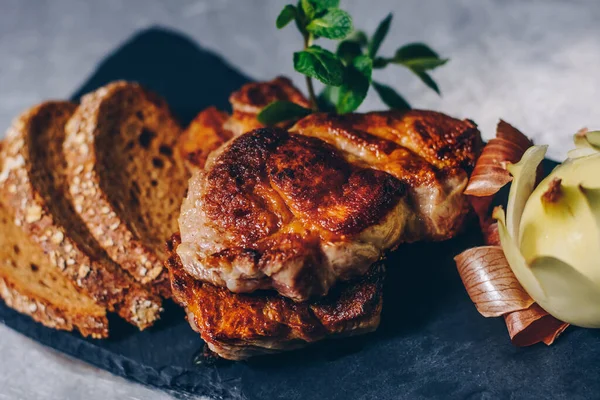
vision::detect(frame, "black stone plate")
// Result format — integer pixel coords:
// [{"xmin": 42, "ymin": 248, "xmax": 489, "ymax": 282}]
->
[{"xmin": 2, "ymin": 28, "xmax": 600, "ymax": 400}]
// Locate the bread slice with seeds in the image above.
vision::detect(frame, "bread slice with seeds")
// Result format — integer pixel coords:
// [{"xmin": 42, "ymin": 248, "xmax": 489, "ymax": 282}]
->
[
  {"xmin": 0, "ymin": 200, "xmax": 109, "ymax": 338},
  {"xmin": 64, "ymin": 82, "xmax": 189, "ymax": 289},
  {"xmin": 0, "ymin": 102, "xmax": 162, "ymax": 329}
]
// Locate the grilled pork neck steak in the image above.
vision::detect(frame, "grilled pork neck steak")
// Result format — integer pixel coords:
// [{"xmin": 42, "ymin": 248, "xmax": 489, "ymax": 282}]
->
[
  {"xmin": 178, "ymin": 128, "xmax": 404, "ymax": 301},
  {"xmin": 177, "ymin": 110, "xmax": 482, "ymax": 302},
  {"xmin": 167, "ymin": 235, "xmax": 384, "ymax": 360},
  {"xmin": 178, "ymin": 76, "xmax": 310, "ymax": 170},
  {"xmin": 291, "ymin": 111, "xmax": 481, "ymax": 241},
  {"xmin": 226, "ymin": 76, "xmax": 311, "ymax": 136}
]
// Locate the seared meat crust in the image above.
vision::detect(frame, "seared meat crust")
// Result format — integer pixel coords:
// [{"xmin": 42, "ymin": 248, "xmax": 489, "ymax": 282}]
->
[
  {"xmin": 178, "ymin": 76, "xmax": 310, "ymax": 170},
  {"xmin": 291, "ymin": 110, "xmax": 482, "ymax": 241},
  {"xmin": 167, "ymin": 235, "xmax": 384, "ymax": 360},
  {"xmin": 178, "ymin": 128, "xmax": 406, "ymax": 301},
  {"xmin": 179, "ymin": 107, "xmax": 232, "ymax": 170},
  {"xmin": 178, "ymin": 109, "xmax": 481, "ymax": 301},
  {"xmin": 226, "ymin": 76, "xmax": 311, "ymax": 136}
]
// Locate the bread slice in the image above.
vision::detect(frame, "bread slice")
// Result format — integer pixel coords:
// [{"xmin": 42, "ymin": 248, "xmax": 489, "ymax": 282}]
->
[
  {"xmin": 0, "ymin": 102, "xmax": 162, "ymax": 329},
  {"xmin": 64, "ymin": 82, "xmax": 189, "ymax": 289},
  {"xmin": 0, "ymin": 200, "xmax": 108, "ymax": 338}
]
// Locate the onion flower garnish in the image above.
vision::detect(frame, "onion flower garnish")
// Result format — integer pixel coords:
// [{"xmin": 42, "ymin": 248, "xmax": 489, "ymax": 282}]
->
[
  {"xmin": 496, "ymin": 140, "xmax": 600, "ymax": 328},
  {"xmin": 455, "ymin": 121, "xmax": 569, "ymax": 346}
]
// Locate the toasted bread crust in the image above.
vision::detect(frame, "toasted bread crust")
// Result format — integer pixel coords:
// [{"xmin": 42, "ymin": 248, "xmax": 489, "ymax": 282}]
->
[
  {"xmin": 166, "ymin": 235, "xmax": 383, "ymax": 360},
  {"xmin": 64, "ymin": 82, "xmax": 188, "ymax": 291},
  {"xmin": 0, "ymin": 276, "xmax": 108, "ymax": 338},
  {"xmin": 0, "ymin": 102, "xmax": 162, "ymax": 329}
]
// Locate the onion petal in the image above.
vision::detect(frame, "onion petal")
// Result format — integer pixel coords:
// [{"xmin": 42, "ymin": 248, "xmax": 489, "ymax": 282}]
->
[
  {"xmin": 455, "ymin": 246, "xmax": 534, "ymax": 317},
  {"xmin": 495, "ymin": 207, "xmax": 546, "ymax": 302},
  {"xmin": 464, "ymin": 120, "xmax": 533, "ymax": 197},
  {"xmin": 529, "ymin": 256, "xmax": 600, "ymax": 328},
  {"xmin": 567, "ymin": 147, "xmax": 598, "ymax": 159},
  {"xmin": 583, "ymin": 130, "xmax": 600, "ymax": 147},
  {"xmin": 454, "ymin": 122, "xmax": 569, "ymax": 347},
  {"xmin": 505, "ymin": 145, "xmax": 547, "ymax": 239},
  {"xmin": 482, "ymin": 221, "xmax": 500, "ymax": 247},
  {"xmin": 504, "ymin": 303, "xmax": 569, "ymax": 347}
]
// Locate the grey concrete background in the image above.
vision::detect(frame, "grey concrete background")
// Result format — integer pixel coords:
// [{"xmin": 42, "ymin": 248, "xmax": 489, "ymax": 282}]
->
[{"xmin": 1, "ymin": 0, "xmax": 599, "ymax": 399}]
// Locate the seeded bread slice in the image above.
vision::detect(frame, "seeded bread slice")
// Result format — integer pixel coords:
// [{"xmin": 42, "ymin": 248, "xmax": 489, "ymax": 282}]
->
[
  {"xmin": 64, "ymin": 82, "xmax": 189, "ymax": 289},
  {"xmin": 0, "ymin": 200, "xmax": 108, "ymax": 338},
  {"xmin": 0, "ymin": 102, "xmax": 162, "ymax": 329}
]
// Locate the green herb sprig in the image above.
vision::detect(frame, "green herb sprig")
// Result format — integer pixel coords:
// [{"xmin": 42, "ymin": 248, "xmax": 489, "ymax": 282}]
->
[{"xmin": 258, "ymin": 1, "xmax": 448, "ymax": 125}]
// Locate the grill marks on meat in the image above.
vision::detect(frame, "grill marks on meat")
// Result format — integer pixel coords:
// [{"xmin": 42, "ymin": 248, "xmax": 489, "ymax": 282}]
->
[
  {"xmin": 178, "ymin": 109, "xmax": 481, "ymax": 302},
  {"xmin": 178, "ymin": 128, "xmax": 406, "ymax": 301},
  {"xmin": 205, "ymin": 130, "xmax": 404, "ymax": 241},
  {"xmin": 167, "ymin": 235, "xmax": 384, "ymax": 360},
  {"xmin": 173, "ymin": 79, "xmax": 482, "ymax": 359},
  {"xmin": 290, "ymin": 110, "xmax": 483, "ymax": 241},
  {"xmin": 268, "ymin": 134, "xmax": 404, "ymax": 235}
]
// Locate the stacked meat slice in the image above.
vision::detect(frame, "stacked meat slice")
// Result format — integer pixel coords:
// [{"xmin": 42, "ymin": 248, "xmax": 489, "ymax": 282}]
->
[{"xmin": 170, "ymin": 77, "xmax": 482, "ymax": 359}]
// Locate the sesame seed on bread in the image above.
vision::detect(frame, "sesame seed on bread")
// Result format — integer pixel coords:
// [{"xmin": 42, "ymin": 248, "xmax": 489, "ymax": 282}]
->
[
  {"xmin": 0, "ymin": 102, "xmax": 162, "ymax": 330},
  {"xmin": 0, "ymin": 200, "xmax": 108, "ymax": 338},
  {"xmin": 63, "ymin": 82, "xmax": 189, "ymax": 291}
]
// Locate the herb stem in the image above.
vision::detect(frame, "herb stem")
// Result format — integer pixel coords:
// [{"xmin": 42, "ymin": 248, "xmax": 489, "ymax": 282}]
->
[
  {"xmin": 305, "ymin": 77, "xmax": 318, "ymax": 111},
  {"xmin": 303, "ymin": 33, "xmax": 319, "ymax": 111}
]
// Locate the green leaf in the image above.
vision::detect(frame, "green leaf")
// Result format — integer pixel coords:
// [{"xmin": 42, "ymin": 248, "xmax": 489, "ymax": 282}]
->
[
  {"xmin": 395, "ymin": 42, "xmax": 439, "ymax": 59},
  {"xmin": 411, "ymin": 69, "xmax": 441, "ymax": 95},
  {"xmin": 276, "ymin": 5, "xmax": 297, "ymax": 29},
  {"xmin": 294, "ymin": 45, "xmax": 345, "ymax": 86},
  {"xmin": 372, "ymin": 81, "xmax": 411, "ymax": 110},
  {"xmin": 352, "ymin": 54, "xmax": 373, "ymax": 79},
  {"xmin": 346, "ymin": 30, "xmax": 368, "ymax": 47},
  {"xmin": 372, "ymin": 57, "xmax": 389, "ymax": 69},
  {"xmin": 336, "ymin": 40, "xmax": 363, "ymax": 65},
  {"xmin": 311, "ymin": 0, "xmax": 340, "ymax": 11},
  {"xmin": 393, "ymin": 43, "xmax": 448, "ymax": 70},
  {"xmin": 317, "ymin": 86, "xmax": 339, "ymax": 112},
  {"xmin": 257, "ymin": 101, "xmax": 312, "ymax": 126},
  {"xmin": 403, "ymin": 58, "xmax": 448, "ymax": 70},
  {"xmin": 336, "ymin": 30, "xmax": 368, "ymax": 64},
  {"xmin": 368, "ymin": 13, "xmax": 392, "ymax": 58},
  {"xmin": 306, "ymin": 9, "xmax": 353, "ymax": 40},
  {"xmin": 294, "ymin": 3, "xmax": 308, "ymax": 36},
  {"xmin": 300, "ymin": 0, "xmax": 316, "ymax": 20},
  {"xmin": 336, "ymin": 55, "xmax": 372, "ymax": 113}
]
